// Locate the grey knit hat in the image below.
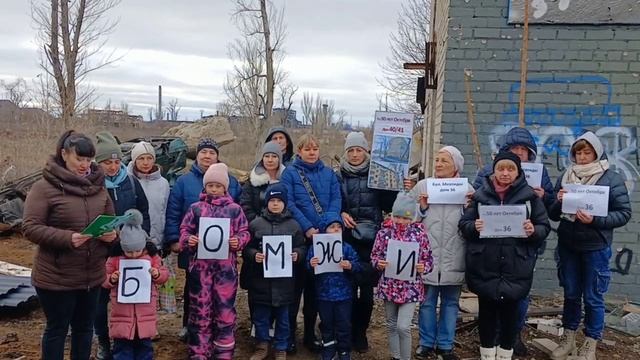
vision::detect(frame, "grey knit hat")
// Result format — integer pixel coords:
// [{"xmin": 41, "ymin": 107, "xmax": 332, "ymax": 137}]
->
[
  {"xmin": 344, "ymin": 132, "xmax": 369, "ymax": 152},
  {"xmin": 95, "ymin": 131, "xmax": 122, "ymax": 163},
  {"xmin": 119, "ymin": 209, "xmax": 148, "ymax": 252},
  {"xmin": 392, "ymin": 192, "xmax": 417, "ymax": 220},
  {"xmin": 262, "ymin": 141, "xmax": 282, "ymax": 164}
]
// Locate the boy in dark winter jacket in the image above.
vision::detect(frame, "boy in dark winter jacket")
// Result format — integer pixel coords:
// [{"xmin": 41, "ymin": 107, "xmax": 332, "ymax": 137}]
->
[
  {"xmin": 307, "ymin": 216, "xmax": 361, "ymax": 360},
  {"xmin": 244, "ymin": 183, "xmax": 306, "ymax": 360}
]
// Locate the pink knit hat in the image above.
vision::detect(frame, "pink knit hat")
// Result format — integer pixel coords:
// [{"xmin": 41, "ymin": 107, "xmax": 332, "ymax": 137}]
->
[{"xmin": 203, "ymin": 163, "xmax": 229, "ymax": 191}]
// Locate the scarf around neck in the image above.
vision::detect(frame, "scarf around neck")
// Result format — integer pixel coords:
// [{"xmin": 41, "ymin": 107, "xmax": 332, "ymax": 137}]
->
[
  {"xmin": 340, "ymin": 153, "xmax": 371, "ymax": 174},
  {"xmin": 491, "ymin": 176, "xmax": 512, "ymax": 202},
  {"xmin": 105, "ymin": 163, "xmax": 129, "ymax": 189},
  {"xmin": 561, "ymin": 159, "xmax": 609, "ymax": 221}
]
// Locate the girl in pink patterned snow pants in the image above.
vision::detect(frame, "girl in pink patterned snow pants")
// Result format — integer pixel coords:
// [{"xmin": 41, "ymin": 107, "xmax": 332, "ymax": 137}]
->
[{"xmin": 179, "ymin": 163, "xmax": 250, "ymax": 359}]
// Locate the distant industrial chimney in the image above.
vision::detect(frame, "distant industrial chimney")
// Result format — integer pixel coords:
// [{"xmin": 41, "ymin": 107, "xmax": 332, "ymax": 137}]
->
[{"xmin": 157, "ymin": 85, "xmax": 162, "ymax": 121}]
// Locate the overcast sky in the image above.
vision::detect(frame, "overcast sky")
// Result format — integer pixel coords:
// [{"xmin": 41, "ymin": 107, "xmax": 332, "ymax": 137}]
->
[{"xmin": 0, "ymin": 0, "xmax": 403, "ymax": 124}]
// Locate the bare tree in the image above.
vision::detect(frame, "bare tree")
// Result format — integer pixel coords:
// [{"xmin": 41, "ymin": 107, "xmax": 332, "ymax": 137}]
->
[
  {"xmin": 166, "ymin": 98, "xmax": 181, "ymax": 121},
  {"xmin": 1, "ymin": 78, "xmax": 31, "ymax": 108},
  {"xmin": 300, "ymin": 92, "xmax": 336, "ymax": 136},
  {"xmin": 224, "ymin": 0, "xmax": 288, "ymax": 150},
  {"xmin": 378, "ymin": 0, "xmax": 430, "ymax": 113},
  {"xmin": 32, "ymin": 0, "xmax": 121, "ymax": 127}
]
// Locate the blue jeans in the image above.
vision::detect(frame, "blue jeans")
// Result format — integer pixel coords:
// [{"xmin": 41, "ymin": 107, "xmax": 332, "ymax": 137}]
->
[
  {"xmin": 35, "ymin": 286, "xmax": 100, "ymax": 360},
  {"xmin": 558, "ymin": 244, "xmax": 612, "ymax": 340},
  {"xmin": 253, "ymin": 303, "xmax": 290, "ymax": 351},
  {"xmin": 516, "ymin": 296, "xmax": 529, "ymax": 332},
  {"xmin": 113, "ymin": 338, "xmax": 153, "ymax": 360},
  {"xmin": 318, "ymin": 300, "xmax": 352, "ymax": 359},
  {"xmin": 418, "ymin": 285, "xmax": 461, "ymax": 351}
]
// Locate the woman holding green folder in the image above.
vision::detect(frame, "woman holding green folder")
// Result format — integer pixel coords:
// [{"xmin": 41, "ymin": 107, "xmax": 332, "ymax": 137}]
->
[{"xmin": 23, "ymin": 130, "xmax": 118, "ymax": 360}]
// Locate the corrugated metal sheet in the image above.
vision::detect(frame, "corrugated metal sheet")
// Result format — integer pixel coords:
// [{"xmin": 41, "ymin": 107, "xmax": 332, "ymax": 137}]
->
[{"xmin": 0, "ymin": 275, "xmax": 37, "ymax": 308}]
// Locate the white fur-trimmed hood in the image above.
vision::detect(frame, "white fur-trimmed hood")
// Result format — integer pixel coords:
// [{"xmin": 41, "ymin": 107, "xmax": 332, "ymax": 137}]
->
[{"xmin": 249, "ymin": 163, "xmax": 285, "ymax": 187}]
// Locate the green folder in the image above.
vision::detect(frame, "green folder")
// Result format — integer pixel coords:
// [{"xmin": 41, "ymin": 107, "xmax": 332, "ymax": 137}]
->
[{"xmin": 81, "ymin": 214, "xmax": 133, "ymax": 237}]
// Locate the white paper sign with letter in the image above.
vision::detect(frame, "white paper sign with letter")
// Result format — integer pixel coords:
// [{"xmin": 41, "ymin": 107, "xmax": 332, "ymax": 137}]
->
[
  {"xmin": 262, "ymin": 235, "xmax": 293, "ymax": 278},
  {"xmin": 385, "ymin": 240, "xmax": 420, "ymax": 281},
  {"xmin": 521, "ymin": 162, "xmax": 543, "ymax": 188},
  {"xmin": 479, "ymin": 205, "xmax": 527, "ymax": 238},
  {"xmin": 561, "ymin": 184, "xmax": 609, "ymax": 217},
  {"xmin": 424, "ymin": 178, "xmax": 469, "ymax": 205},
  {"xmin": 117, "ymin": 259, "xmax": 151, "ymax": 304},
  {"xmin": 313, "ymin": 233, "xmax": 343, "ymax": 274},
  {"xmin": 198, "ymin": 218, "xmax": 230, "ymax": 260}
]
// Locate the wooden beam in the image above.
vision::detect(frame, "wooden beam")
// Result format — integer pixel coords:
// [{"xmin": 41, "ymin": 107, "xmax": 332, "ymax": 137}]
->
[
  {"xmin": 403, "ymin": 62, "xmax": 426, "ymax": 70},
  {"xmin": 518, "ymin": 0, "xmax": 531, "ymax": 128}
]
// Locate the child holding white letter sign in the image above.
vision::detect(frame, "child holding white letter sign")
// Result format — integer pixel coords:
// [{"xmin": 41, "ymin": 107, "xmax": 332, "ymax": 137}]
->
[
  {"xmin": 179, "ymin": 163, "xmax": 250, "ymax": 360},
  {"xmin": 244, "ymin": 183, "xmax": 306, "ymax": 360},
  {"xmin": 371, "ymin": 193, "xmax": 433, "ymax": 360},
  {"xmin": 103, "ymin": 209, "xmax": 169, "ymax": 359},
  {"xmin": 307, "ymin": 215, "xmax": 362, "ymax": 360}
]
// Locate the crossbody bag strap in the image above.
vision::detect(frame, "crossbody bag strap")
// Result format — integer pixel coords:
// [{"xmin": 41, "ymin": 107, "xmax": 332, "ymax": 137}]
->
[{"xmin": 296, "ymin": 168, "xmax": 324, "ymax": 215}]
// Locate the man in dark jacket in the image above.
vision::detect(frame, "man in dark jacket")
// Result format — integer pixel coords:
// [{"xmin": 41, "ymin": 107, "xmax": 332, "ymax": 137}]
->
[
  {"xmin": 265, "ymin": 126, "xmax": 295, "ymax": 166},
  {"xmin": 244, "ymin": 183, "xmax": 306, "ymax": 359},
  {"xmin": 472, "ymin": 126, "xmax": 554, "ymax": 356}
]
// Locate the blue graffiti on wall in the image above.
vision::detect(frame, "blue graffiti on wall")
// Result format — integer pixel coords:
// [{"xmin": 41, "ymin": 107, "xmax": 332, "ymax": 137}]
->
[{"xmin": 490, "ymin": 75, "xmax": 639, "ymax": 192}]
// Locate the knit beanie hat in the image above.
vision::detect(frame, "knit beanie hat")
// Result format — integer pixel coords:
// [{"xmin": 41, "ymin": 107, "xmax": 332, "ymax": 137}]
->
[
  {"xmin": 197, "ymin": 138, "xmax": 219, "ymax": 155},
  {"xmin": 95, "ymin": 131, "xmax": 122, "ymax": 163},
  {"xmin": 439, "ymin": 146, "xmax": 464, "ymax": 175},
  {"xmin": 120, "ymin": 209, "xmax": 148, "ymax": 252},
  {"xmin": 264, "ymin": 182, "xmax": 287, "ymax": 206},
  {"xmin": 203, "ymin": 163, "xmax": 229, "ymax": 190},
  {"xmin": 131, "ymin": 141, "xmax": 156, "ymax": 164},
  {"xmin": 321, "ymin": 212, "xmax": 343, "ymax": 232},
  {"xmin": 493, "ymin": 150, "xmax": 522, "ymax": 175},
  {"xmin": 344, "ymin": 131, "xmax": 369, "ymax": 152},
  {"xmin": 262, "ymin": 141, "xmax": 282, "ymax": 165},
  {"xmin": 392, "ymin": 192, "xmax": 417, "ymax": 219}
]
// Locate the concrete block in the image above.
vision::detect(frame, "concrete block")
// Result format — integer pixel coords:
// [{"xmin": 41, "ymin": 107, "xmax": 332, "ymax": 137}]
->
[
  {"xmin": 558, "ymin": 30, "xmax": 586, "ymax": 40},
  {"xmin": 615, "ymin": 31, "xmax": 640, "ymax": 41},
  {"xmin": 531, "ymin": 28, "xmax": 558, "ymax": 40},
  {"xmin": 542, "ymin": 61, "xmax": 571, "ymax": 71},
  {"xmin": 607, "ymin": 51, "xmax": 624, "ymax": 61},
  {"xmin": 600, "ymin": 62, "xmax": 629, "ymax": 72},
  {"xmin": 598, "ymin": 41, "xmax": 629, "ymax": 51},
  {"xmin": 569, "ymin": 41, "xmax": 599, "ymax": 50},
  {"xmin": 532, "ymin": 338, "xmax": 558, "ymax": 356},
  {"xmin": 485, "ymin": 40, "xmax": 515, "ymax": 50},
  {"xmin": 586, "ymin": 29, "xmax": 616, "ymax": 40},
  {"xmin": 570, "ymin": 61, "xmax": 599, "ymax": 72},
  {"xmin": 474, "ymin": 7, "xmax": 502, "ymax": 18},
  {"xmin": 474, "ymin": 28, "xmax": 500, "ymax": 38}
]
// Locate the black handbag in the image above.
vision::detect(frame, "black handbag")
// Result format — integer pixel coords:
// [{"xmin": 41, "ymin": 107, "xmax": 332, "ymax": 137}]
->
[{"xmin": 350, "ymin": 220, "xmax": 379, "ymax": 244}]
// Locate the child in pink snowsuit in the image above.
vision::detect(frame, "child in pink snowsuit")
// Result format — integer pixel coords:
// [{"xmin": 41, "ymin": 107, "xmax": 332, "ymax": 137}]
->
[{"xmin": 179, "ymin": 163, "xmax": 250, "ymax": 360}]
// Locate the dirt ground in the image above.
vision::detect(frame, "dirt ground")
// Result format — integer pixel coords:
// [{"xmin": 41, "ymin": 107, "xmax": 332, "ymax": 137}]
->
[{"xmin": 1, "ymin": 235, "xmax": 639, "ymax": 360}]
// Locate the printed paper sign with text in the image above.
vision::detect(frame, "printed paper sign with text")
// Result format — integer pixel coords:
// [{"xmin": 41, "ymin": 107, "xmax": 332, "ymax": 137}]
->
[
  {"xmin": 313, "ymin": 233, "xmax": 343, "ymax": 274},
  {"xmin": 262, "ymin": 235, "xmax": 293, "ymax": 278},
  {"xmin": 479, "ymin": 205, "xmax": 527, "ymax": 238},
  {"xmin": 561, "ymin": 184, "xmax": 609, "ymax": 217},
  {"xmin": 198, "ymin": 218, "xmax": 231, "ymax": 260},
  {"xmin": 521, "ymin": 162, "xmax": 543, "ymax": 188},
  {"xmin": 385, "ymin": 240, "xmax": 420, "ymax": 281},
  {"xmin": 424, "ymin": 178, "xmax": 469, "ymax": 204}
]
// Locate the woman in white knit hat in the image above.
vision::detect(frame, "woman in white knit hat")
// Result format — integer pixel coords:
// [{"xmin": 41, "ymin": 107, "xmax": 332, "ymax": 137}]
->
[
  {"xmin": 414, "ymin": 146, "xmax": 473, "ymax": 360},
  {"xmin": 127, "ymin": 141, "xmax": 176, "ymax": 314}
]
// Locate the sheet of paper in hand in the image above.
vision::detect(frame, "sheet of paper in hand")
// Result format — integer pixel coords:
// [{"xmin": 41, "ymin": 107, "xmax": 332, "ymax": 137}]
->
[
  {"xmin": 82, "ymin": 213, "xmax": 133, "ymax": 237},
  {"xmin": 368, "ymin": 111, "xmax": 414, "ymax": 191},
  {"xmin": 424, "ymin": 178, "xmax": 469, "ymax": 204},
  {"xmin": 262, "ymin": 235, "xmax": 293, "ymax": 278},
  {"xmin": 313, "ymin": 233, "xmax": 343, "ymax": 274},
  {"xmin": 561, "ymin": 184, "xmax": 609, "ymax": 217},
  {"xmin": 385, "ymin": 240, "xmax": 420, "ymax": 281},
  {"xmin": 479, "ymin": 204, "xmax": 527, "ymax": 238},
  {"xmin": 197, "ymin": 218, "xmax": 230, "ymax": 260},
  {"xmin": 117, "ymin": 259, "xmax": 151, "ymax": 304},
  {"xmin": 521, "ymin": 162, "xmax": 543, "ymax": 188}
]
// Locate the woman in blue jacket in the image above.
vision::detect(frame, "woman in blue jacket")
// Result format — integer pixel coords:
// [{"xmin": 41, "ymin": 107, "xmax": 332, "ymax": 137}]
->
[
  {"xmin": 549, "ymin": 132, "xmax": 631, "ymax": 360},
  {"xmin": 163, "ymin": 138, "xmax": 242, "ymax": 340},
  {"xmin": 280, "ymin": 133, "xmax": 342, "ymax": 353}
]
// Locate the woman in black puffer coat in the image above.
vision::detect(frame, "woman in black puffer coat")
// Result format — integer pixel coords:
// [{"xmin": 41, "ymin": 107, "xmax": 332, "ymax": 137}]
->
[
  {"xmin": 459, "ymin": 151, "xmax": 550, "ymax": 360},
  {"xmin": 337, "ymin": 132, "xmax": 397, "ymax": 353}
]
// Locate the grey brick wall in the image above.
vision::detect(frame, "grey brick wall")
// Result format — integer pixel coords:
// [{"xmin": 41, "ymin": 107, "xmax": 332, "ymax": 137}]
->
[{"xmin": 439, "ymin": 0, "xmax": 640, "ymax": 300}]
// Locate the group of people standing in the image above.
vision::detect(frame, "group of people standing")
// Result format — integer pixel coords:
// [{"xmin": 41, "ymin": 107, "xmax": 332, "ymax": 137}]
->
[{"xmin": 22, "ymin": 124, "xmax": 630, "ymax": 360}]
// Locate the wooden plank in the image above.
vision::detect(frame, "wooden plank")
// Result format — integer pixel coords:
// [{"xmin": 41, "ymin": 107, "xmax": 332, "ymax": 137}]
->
[
  {"xmin": 459, "ymin": 298, "xmax": 479, "ymax": 314},
  {"xmin": 532, "ymin": 338, "xmax": 558, "ymax": 356},
  {"xmin": 623, "ymin": 302, "xmax": 640, "ymax": 314},
  {"xmin": 0, "ymin": 261, "xmax": 31, "ymax": 277},
  {"xmin": 457, "ymin": 306, "xmax": 563, "ymax": 320}
]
